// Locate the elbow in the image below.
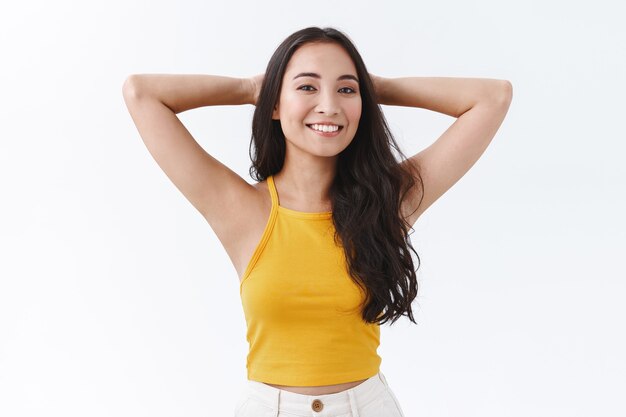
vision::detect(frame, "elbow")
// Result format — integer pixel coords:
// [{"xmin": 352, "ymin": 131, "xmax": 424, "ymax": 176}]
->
[
  {"xmin": 122, "ymin": 75, "xmax": 143, "ymax": 101},
  {"xmin": 484, "ymin": 79, "xmax": 513, "ymax": 109},
  {"xmin": 497, "ymin": 80, "xmax": 513, "ymax": 106},
  {"xmin": 479, "ymin": 80, "xmax": 513, "ymax": 109}
]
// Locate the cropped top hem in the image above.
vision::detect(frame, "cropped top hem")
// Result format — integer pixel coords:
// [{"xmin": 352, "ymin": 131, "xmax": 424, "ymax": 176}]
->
[{"xmin": 247, "ymin": 365, "xmax": 381, "ymax": 386}]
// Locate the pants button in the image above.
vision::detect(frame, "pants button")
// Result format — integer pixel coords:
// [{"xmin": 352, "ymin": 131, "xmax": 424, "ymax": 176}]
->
[{"xmin": 311, "ymin": 399, "xmax": 324, "ymax": 412}]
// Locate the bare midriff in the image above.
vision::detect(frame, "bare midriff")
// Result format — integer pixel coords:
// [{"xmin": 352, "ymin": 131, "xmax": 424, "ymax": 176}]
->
[{"xmin": 263, "ymin": 377, "xmax": 369, "ymax": 395}]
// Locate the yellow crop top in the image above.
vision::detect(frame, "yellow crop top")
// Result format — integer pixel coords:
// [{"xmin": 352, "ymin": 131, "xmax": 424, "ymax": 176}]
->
[{"xmin": 239, "ymin": 175, "xmax": 382, "ymax": 386}]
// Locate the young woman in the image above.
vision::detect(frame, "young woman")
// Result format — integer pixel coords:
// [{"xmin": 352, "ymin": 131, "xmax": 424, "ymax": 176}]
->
[{"xmin": 123, "ymin": 26, "xmax": 512, "ymax": 417}]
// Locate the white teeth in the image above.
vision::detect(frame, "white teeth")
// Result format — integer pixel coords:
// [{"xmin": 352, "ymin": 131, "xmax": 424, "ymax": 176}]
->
[{"xmin": 310, "ymin": 124, "xmax": 339, "ymax": 132}]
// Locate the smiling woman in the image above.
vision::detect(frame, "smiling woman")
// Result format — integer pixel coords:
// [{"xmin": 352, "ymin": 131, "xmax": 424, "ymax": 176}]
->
[
  {"xmin": 269, "ymin": 41, "xmax": 362, "ymax": 160},
  {"xmin": 123, "ymin": 24, "xmax": 511, "ymax": 417}
]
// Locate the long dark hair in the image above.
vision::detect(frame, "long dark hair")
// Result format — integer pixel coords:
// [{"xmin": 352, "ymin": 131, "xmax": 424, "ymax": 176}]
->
[{"xmin": 248, "ymin": 26, "xmax": 424, "ymax": 326}]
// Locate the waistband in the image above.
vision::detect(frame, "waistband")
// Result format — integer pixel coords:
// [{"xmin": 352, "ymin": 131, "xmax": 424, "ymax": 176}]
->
[{"xmin": 243, "ymin": 371, "xmax": 390, "ymax": 416}]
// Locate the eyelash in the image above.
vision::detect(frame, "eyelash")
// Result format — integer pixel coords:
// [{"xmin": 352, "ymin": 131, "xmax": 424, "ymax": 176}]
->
[{"xmin": 297, "ymin": 85, "xmax": 357, "ymax": 94}]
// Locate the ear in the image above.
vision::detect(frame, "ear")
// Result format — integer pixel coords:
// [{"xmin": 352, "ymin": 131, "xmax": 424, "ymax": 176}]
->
[{"xmin": 272, "ymin": 102, "xmax": 280, "ymax": 120}]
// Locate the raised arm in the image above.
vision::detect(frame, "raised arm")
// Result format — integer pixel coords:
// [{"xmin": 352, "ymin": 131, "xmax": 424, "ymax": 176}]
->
[
  {"xmin": 123, "ymin": 74, "xmax": 255, "ymax": 113},
  {"xmin": 121, "ymin": 73, "xmax": 259, "ymax": 242},
  {"xmin": 372, "ymin": 75, "xmax": 513, "ymax": 226}
]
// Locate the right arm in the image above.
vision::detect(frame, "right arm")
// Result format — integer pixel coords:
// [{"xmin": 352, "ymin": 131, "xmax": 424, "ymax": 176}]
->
[
  {"xmin": 123, "ymin": 74, "xmax": 254, "ymax": 113},
  {"xmin": 121, "ymin": 74, "xmax": 259, "ymax": 240}
]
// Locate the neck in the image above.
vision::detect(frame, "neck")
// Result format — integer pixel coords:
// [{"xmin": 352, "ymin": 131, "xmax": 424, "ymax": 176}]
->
[{"xmin": 273, "ymin": 166, "xmax": 336, "ymax": 210}]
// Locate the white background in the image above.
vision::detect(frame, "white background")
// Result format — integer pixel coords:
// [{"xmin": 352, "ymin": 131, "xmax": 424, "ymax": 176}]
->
[{"xmin": 1, "ymin": 1, "xmax": 625, "ymax": 416}]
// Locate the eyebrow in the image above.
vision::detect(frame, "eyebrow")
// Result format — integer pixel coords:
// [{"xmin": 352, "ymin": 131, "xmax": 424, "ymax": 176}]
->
[{"xmin": 292, "ymin": 72, "xmax": 359, "ymax": 83}]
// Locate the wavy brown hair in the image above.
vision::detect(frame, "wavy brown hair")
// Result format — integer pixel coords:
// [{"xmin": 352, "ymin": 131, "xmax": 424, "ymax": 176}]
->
[{"xmin": 248, "ymin": 26, "xmax": 424, "ymax": 326}]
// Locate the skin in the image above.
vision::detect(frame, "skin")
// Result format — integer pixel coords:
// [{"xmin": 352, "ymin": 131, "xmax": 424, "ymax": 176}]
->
[
  {"xmin": 260, "ymin": 42, "xmax": 369, "ymax": 394},
  {"xmin": 268, "ymin": 41, "xmax": 362, "ymax": 213}
]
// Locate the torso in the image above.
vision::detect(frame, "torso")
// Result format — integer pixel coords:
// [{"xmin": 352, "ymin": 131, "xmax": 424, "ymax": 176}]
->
[
  {"xmin": 222, "ymin": 179, "xmax": 367, "ymax": 395},
  {"xmin": 229, "ymin": 179, "xmax": 332, "ymax": 283}
]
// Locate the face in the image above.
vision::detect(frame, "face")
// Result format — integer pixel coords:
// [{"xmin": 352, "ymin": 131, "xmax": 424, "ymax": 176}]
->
[{"xmin": 272, "ymin": 42, "xmax": 362, "ymax": 158}]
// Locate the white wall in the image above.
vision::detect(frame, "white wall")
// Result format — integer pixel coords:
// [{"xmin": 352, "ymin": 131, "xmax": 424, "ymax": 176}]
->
[{"xmin": 1, "ymin": 0, "xmax": 624, "ymax": 416}]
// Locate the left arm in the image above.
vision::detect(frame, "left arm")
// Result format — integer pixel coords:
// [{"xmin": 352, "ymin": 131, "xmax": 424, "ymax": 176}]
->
[{"xmin": 371, "ymin": 75, "xmax": 513, "ymax": 226}]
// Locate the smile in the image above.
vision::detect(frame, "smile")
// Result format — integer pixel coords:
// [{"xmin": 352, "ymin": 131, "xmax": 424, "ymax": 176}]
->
[{"xmin": 306, "ymin": 124, "xmax": 343, "ymax": 136}]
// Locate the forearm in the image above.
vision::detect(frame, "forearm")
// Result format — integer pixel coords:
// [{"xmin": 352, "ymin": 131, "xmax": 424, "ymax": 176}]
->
[
  {"xmin": 122, "ymin": 74, "xmax": 252, "ymax": 114},
  {"xmin": 374, "ymin": 76, "xmax": 512, "ymax": 118}
]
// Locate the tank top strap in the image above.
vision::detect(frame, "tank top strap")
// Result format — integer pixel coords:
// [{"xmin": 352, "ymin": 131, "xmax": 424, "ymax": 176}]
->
[{"xmin": 267, "ymin": 175, "xmax": 279, "ymax": 208}]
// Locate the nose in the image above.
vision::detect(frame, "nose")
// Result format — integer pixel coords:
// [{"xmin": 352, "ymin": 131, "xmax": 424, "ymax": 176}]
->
[{"xmin": 315, "ymin": 89, "xmax": 340, "ymax": 115}]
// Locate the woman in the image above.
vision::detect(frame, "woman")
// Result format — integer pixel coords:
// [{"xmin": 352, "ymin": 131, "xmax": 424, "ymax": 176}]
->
[{"xmin": 123, "ymin": 26, "xmax": 512, "ymax": 417}]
